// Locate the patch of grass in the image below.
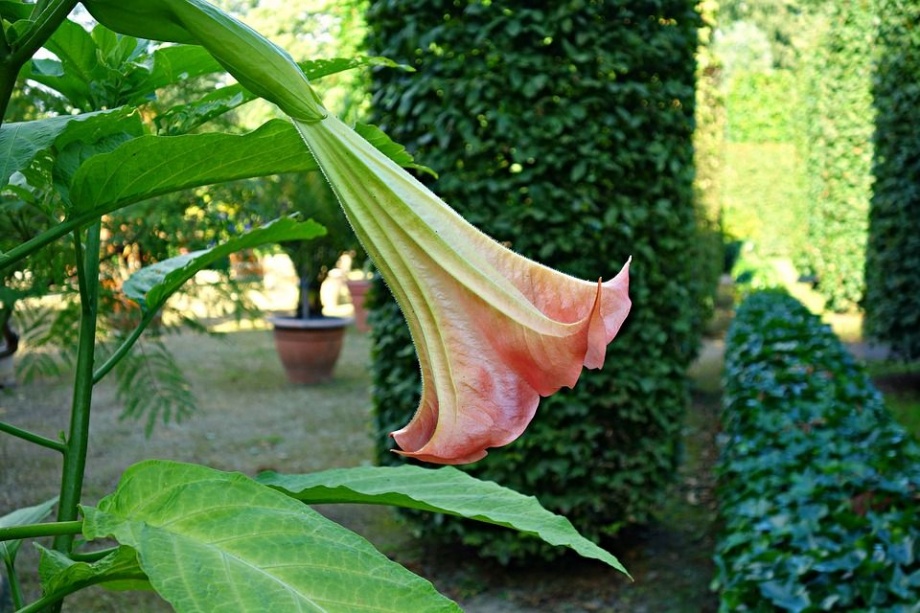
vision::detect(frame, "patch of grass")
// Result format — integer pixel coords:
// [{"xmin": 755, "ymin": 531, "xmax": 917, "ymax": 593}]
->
[
  {"xmin": 867, "ymin": 361, "xmax": 920, "ymax": 440},
  {"xmin": 886, "ymin": 395, "xmax": 920, "ymax": 439}
]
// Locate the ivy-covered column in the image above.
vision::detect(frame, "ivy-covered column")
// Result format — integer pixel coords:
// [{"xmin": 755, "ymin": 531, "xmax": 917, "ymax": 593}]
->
[
  {"xmin": 798, "ymin": 0, "xmax": 876, "ymax": 312},
  {"xmin": 864, "ymin": 0, "xmax": 920, "ymax": 359},
  {"xmin": 366, "ymin": 0, "xmax": 704, "ymax": 560}
]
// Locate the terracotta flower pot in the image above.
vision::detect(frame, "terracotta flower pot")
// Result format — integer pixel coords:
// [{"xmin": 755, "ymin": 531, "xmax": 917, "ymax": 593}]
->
[
  {"xmin": 270, "ymin": 316, "xmax": 351, "ymax": 384},
  {"xmin": 345, "ymin": 278, "xmax": 373, "ymax": 333}
]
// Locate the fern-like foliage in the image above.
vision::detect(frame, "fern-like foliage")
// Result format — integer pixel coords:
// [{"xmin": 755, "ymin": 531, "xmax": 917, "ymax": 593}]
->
[{"xmin": 111, "ymin": 335, "xmax": 196, "ymax": 436}]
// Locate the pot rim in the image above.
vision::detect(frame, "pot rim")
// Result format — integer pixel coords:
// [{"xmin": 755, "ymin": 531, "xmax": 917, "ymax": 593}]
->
[{"xmin": 269, "ymin": 315, "xmax": 354, "ymax": 330}]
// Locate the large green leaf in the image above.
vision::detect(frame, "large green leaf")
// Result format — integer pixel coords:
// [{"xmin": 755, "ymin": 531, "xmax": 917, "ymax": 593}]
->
[
  {"xmin": 138, "ymin": 44, "xmax": 224, "ymax": 93},
  {"xmin": 82, "ymin": 460, "xmax": 461, "ymax": 613},
  {"xmin": 0, "ymin": 497, "xmax": 57, "ymax": 563},
  {"xmin": 26, "ymin": 19, "xmax": 98, "ymax": 106},
  {"xmin": 355, "ymin": 123, "xmax": 437, "ymax": 178},
  {"xmin": 68, "ymin": 119, "xmax": 318, "ymax": 216},
  {"xmin": 258, "ymin": 465, "xmax": 630, "ymax": 576},
  {"xmin": 37, "ymin": 545, "xmax": 150, "ymax": 595},
  {"xmin": 0, "ymin": 109, "xmax": 122, "ymax": 188},
  {"xmin": 122, "ymin": 216, "xmax": 325, "ymax": 311}
]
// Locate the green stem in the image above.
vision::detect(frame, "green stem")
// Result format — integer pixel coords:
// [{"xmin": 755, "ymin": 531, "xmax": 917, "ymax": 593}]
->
[
  {"xmin": 0, "ymin": 214, "xmax": 87, "ymax": 274},
  {"xmin": 92, "ymin": 310, "xmax": 158, "ymax": 384},
  {"xmin": 0, "ymin": 61, "xmax": 16, "ymax": 127},
  {"xmin": 3, "ymin": 556, "xmax": 23, "ymax": 610},
  {"xmin": 0, "ymin": 0, "xmax": 77, "ymax": 126},
  {"xmin": 52, "ymin": 223, "xmax": 102, "ymax": 555},
  {"xmin": 0, "ymin": 421, "xmax": 66, "ymax": 453},
  {"xmin": 0, "ymin": 521, "xmax": 82, "ymax": 542},
  {"xmin": 10, "ymin": 0, "xmax": 77, "ymax": 66}
]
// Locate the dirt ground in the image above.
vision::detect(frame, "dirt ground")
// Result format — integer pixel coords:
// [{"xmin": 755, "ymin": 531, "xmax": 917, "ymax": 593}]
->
[{"xmin": 1, "ymin": 325, "xmax": 721, "ymax": 612}]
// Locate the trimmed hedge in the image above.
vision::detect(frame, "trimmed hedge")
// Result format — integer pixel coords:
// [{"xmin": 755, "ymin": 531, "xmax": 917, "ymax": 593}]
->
[
  {"xmin": 797, "ymin": 1, "xmax": 875, "ymax": 312},
  {"xmin": 725, "ymin": 69, "xmax": 796, "ymax": 144},
  {"xmin": 714, "ymin": 290, "xmax": 920, "ymax": 611},
  {"xmin": 864, "ymin": 0, "xmax": 920, "ymax": 360},
  {"xmin": 365, "ymin": 0, "xmax": 707, "ymax": 561}
]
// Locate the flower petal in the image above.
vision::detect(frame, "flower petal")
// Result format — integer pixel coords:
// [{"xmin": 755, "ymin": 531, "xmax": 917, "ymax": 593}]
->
[{"xmin": 295, "ymin": 114, "xmax": 631, "ymax": 464}]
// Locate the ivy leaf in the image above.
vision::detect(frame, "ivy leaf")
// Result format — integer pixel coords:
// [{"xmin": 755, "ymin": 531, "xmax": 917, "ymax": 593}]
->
[
  {"xmin": 82, "ymin": 460, "xmax": 461, "ymax": 613},
  {"xmin": 258, "ymin": 464, "xmax": 629, "ymax": 576},
  {"xmin": 122, "ymin": 216, "xmax": 325, "ymax": 311}
]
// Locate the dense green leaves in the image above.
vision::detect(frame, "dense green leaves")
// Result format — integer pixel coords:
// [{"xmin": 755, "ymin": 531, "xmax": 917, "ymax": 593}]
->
[
  {"xmin": 725, "ymin": 70, "xmax": 795, "ymax": 143},
  {"xmin": 798, "ymin": 2, "xmax": 875, "ymax": 311},
  {"xmin": 366, "ymin": 0, "xmax": 706, "ymax": 561},
  {"xmin": 864, "ymin": 0, "xmax": 920, "ymax": 360},
  {"xmin": 69, "ymin": 119, "xmax": 317, "ymax": 217},
  {"xmin": 38, "ymin": 545, "xmax": 149, "ymax": 596},
  {"xmin": 0, "ymin": 108, "xmax": 128, "ymax": 188},
  {"xmin": 21, "ymin": 21, "xmax": 222, "ymax": 111},
  {"xmin": 82, "ymin": 460, "xmax": 462, "ymax": 613},
  {"xmin": 714, "ymin": 291, "xmax": 920, "ymax": 610},
  {"xmin": 259, "ymin": 465, "xmax": 628, "ymax": 575}
]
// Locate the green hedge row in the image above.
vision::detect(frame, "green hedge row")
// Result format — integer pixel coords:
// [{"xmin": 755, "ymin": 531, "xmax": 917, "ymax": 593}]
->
[
  {"xmin": 725, "ymin": 69, "xmax": 796, "ymax": 144},
  {"xmin": 714, "ymin": 290, "xmax": 920, "ymax": 611},
  {"xmin": 797, "ymin": 1, "xmax": 875, "ymax": 312},
  {"xmin": 365, "ymin": 0, "xmax": 708, "ymax": 561},
  {"xmin": 864, "ymin": 0, "xmax": 920, "ymax": 360}
]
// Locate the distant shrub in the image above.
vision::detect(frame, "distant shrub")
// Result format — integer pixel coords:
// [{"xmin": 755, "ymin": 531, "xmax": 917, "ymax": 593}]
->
[
  {"xmin": 864, "ymin": 0, "xmax": 920, "ymax": 360},
  {"xmin": 720, "ymin": 142, "xmax": 809, "ymax": 262},
  {"xmin": 725, "ymin": 69, "xmax": 795, "ymax": 143},
  {"xmin": 366, "ymin": 0, "xmax": 707, "ymax": 562},
  {"xmin": 714, "ymin": 291, "xmax": 920, "ymax": 610}
]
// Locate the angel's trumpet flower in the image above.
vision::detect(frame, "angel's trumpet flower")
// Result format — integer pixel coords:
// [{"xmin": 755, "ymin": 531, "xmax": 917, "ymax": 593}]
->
[
  {"xmin": 295, "ymin": 115, "xmax": 631, "ymax": 464},
  {"xmin": 86, "ymin": 0, "xmax": 631, "ymax": 464}
]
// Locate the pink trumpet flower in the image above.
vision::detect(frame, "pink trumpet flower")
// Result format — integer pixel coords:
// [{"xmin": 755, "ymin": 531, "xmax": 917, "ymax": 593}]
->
[{"xmin": 295, "ymin": 114, "xmax": 631, "ymax": 464}]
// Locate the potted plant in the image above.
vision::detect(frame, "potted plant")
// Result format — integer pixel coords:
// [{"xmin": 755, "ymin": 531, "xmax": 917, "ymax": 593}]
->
[
  {"xmin": 345, "ymin": 258, "xmax": 375, "ymax": 333},
  {"xmin": 263, "ymin": 171, "xmax": 358, "ymax": 383}
]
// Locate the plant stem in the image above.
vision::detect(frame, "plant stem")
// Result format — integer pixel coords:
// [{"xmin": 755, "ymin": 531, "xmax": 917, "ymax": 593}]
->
[
  {"xmin": 92, "ymin": 310, "xmax": 158, "ymax": 384},
  {"xmin": 52, "ymin": 223, "xmax": 102, "ymax": 555},
  {"xmin": 11, "ymin": 0, "xmax": 77, "ymax": 67},
  {"xmin": 16, "ymin": 573, "xmax": 150, "ymax": 613},
  {"xmin": 3, "ymin": 556, "xmax": 23, "ymax": 610},
  {"xmin": 0, "ymin": 62, "xmax": 16, "ymax": 127},
  {"xmin": 0, "ymin": 521, "xmax": 82, "ymax": 542},
  {"xmin": 0, "ymin": 421, "xmax": 65, "ymax": 453},
  {"xmin": 0, "ymin": 0, "xmax": 78, "ymax": 126}
]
